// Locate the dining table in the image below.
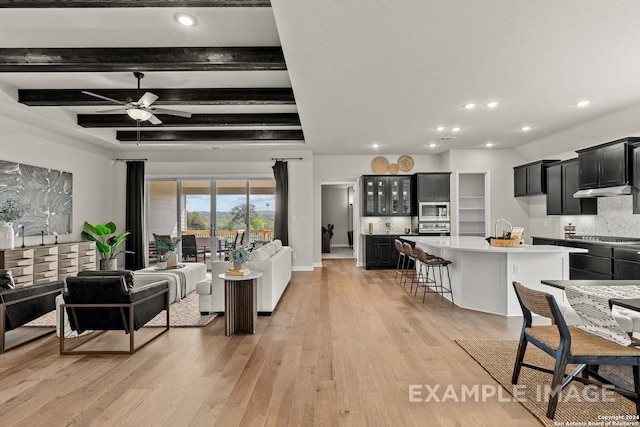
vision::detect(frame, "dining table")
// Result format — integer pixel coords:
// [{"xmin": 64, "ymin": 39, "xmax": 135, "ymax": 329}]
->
[{"xmin": 541, "ymin": 279, "xmax": 640, "ymax": 346}]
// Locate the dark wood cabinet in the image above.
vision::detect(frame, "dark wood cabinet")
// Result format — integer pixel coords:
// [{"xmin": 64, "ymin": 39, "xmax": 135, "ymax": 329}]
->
[
  {"xmin": 365, "ymin": 235, "xmax": 401, "ymax": 269},
  {"xmin": 545, "ymin": 163, "xmax": 562, "ymax": 215},
  {"xmin": 414, "ymin": 173, "xmax": 451, "ymax": 202},
  {"xmin": 532, "ymin": 237, "xmax": 613, "ymax": 279},
  {"xmin": 576, "ymin": 138, "xmax": 640, "ymax": 190},
  {"xmin": 545, "ymin": 159, "xmax": 597, "ymax": 215},
  {"xmin": 513, "ymin": 160, "xmax": 558, "ymax": 197},
  {"xmin": 613, "ymin": 247, "xmax": 640, "ymax": 279},
  {"xmin": 362, "ymin": 175, "xmax": 412, "ymax": 217}
]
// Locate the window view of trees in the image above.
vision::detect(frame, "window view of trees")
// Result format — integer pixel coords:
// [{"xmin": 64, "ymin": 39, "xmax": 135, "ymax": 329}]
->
[{"xmin": 216, "ymin": 202, "xmax": 274, "ymax": 231}]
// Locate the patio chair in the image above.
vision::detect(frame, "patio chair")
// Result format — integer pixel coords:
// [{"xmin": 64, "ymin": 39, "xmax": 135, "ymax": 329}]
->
[{"xmin": 182, "ymin": 234, "xmax": 206, "ymax": 263}]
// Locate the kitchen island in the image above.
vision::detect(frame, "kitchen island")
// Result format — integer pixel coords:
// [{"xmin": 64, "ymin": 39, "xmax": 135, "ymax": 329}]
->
[{"xmin": 401, "ymin": 236, "xmax": 587, "ymax": 316}]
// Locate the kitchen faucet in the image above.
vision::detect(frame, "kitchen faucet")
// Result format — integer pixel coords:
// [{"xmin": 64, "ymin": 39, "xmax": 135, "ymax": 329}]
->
[{"xmin": 494, "ymin": 218, "xmax": 513, "ymax": 238}]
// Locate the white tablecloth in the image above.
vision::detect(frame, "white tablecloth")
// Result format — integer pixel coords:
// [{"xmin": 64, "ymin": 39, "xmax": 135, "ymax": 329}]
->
[{"xmin": 565, "ymin": 285, "xmax": 640, "ymax": 346}]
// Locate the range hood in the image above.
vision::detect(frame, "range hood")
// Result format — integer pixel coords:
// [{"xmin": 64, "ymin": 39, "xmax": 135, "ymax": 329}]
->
[{"xmin": 573, "ymin": 185, "xmax": 632, "ymax": 198}]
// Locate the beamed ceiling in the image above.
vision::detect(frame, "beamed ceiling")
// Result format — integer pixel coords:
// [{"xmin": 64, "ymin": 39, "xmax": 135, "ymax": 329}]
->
[{"xmin": 0, "ymin": 0, "xmax": 304, "ymax": 152}]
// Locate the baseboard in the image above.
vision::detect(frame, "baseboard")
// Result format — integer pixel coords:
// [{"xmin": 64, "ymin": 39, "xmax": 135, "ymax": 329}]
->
[{"xmin": 292, "ymin": 265, "xmax": 314, "ymax": 271}]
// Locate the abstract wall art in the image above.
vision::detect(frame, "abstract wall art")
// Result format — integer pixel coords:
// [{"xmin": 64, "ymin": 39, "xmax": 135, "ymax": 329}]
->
[{"xmin": 0, "ymin": 160, "xmax": 72, "ymax": 236}]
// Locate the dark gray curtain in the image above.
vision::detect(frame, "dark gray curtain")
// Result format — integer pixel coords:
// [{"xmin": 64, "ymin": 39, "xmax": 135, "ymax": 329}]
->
[
  {"xmin": 272, "ymin": 161, "xmax": 289, "ymax": 245},
  {"xmin": 125, "ymin": 161, "xmax": 145, "ymax": 270}
]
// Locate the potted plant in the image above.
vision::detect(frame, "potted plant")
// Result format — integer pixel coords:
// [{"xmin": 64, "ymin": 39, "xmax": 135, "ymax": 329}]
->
[
  {"xmin": 322, "ymin": 223, "xmax": 334, "ymax": 253},
  {"xmin": 81, "ymin": 221, "xmax": 133, "ymax": 271},
  {"xmin": 154, "ymin": 235, "xmax": 179, "ymax": 269},
  {"xmin": 228, "ymin": 247, "xmax": 250, "ymax": 271},
  {"xmin": 0, "ymin": 198, "xmax": 25, "ymax": 250}
]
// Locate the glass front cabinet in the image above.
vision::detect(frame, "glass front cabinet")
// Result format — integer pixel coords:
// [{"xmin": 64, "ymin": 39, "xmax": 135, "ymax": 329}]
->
[{"xmin": 362, "ymin": 175, "xmax": 412, "ymax": 217}]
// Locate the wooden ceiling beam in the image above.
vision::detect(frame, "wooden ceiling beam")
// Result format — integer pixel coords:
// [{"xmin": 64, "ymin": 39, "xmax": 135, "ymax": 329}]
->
[
  {"xmin": 0, "ymin": 47, "xmax": 285, "ymax": 72},
  {"xmin": 116, "ymin": 129, "xmax": 304, "ymax": 142},
  {"xmin": 0, "ymin": 0, "xmax": 271, "ymax": 7},
  {"xmin": 78, "ymin": 113, "xmax": 301, "ymax": 127},
  {"xmin": 19, "ymin": 88, "xmax": 295, "ymax": 106}
]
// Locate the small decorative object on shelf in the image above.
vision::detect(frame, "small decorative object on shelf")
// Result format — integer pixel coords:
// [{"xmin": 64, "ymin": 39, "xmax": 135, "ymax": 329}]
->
[
  {"xmin": 20, "ymin": 225, "xmax": 25, "ymax": 248},
  {"xmin": 40, "ymin": 230, "xmax": 45, "ymax": 246},
  {"xmin": 0, "ymin": 198, "xmax": 25, "ymax": 250},
  {"xmin": 228, "ymin": 247, "xmax": 250, "ymax": 273}
]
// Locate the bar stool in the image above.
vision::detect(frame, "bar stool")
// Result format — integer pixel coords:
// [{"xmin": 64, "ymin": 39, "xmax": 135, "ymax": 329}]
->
[
  {"xmin": 423, "ymin": 251, "xmax": 454, "ymax": 304},
  {"xmin": 394, "ymin": 239, "xmax": 407, "ymax": 284},
  {"xmin": 412, "ymin": 246, "xmax": 435, "ymax": 302},
  {"xmin": 402, "ymin": 242, "xmax": 417, "ymax": 291}
]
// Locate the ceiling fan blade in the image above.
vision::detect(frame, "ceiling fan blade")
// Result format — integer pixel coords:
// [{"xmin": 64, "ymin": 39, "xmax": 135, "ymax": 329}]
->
[
  {"xmin": 81, "ymin": 91, "xmax": 127, "ymax": 105},
  {"xmin": 147, "ymin": 114, "xmax": 163, "ymax": 125},
  {"xmin": 152, "ymin": 108, "xmax": 192, "ymax": 118},
  {"xmin": 95, "ymin": 108, "xmax": 128, "ymax": 114},
  {"xmin": 138, "ymin": 92, "xmax": 159, "ymax": 108}
]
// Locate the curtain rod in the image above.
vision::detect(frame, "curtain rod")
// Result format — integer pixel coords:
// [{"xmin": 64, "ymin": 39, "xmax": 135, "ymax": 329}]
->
[
  {"xmin": 271, "ymin": 157, "xmax": 302, "ymax": 161},
  {"xmin": 114, "ymin": 158, "xmax": 148, "ymax": 162}
]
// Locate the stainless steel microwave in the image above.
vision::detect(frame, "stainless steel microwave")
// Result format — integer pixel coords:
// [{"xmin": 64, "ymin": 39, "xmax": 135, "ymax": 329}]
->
[{"xmin": 418, "ymin": 202, "xmax": 449, "ymax": 221}]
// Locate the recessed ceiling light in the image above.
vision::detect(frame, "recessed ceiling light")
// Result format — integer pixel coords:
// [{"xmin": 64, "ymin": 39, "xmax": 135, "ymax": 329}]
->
[
  {"xmin": 175, "ymin": 13, "xmax": 197, "ymax": 27},
  {"xmin": 486, "ymin": 101, "xmax": 499, "ymax": 108},
  {"xmin": 429, "ymin": 143, "xmax": 437, "ymax": 148},
  {"xmin": 575, "ymin": 100, "xmax": 590, "ymax": 108},
  {"xmin": 451, "ymin": 127, "xmax": 461, "ymax": 132},
  {"xmin": 435, "ymin": 126, "xmax": 445, "ymax": 131},
  {"xmin": 485, "ymin": 142, "xmax": 494, "ymax": 147},
  {"xmin": 520, "ymin": 126, "xmax": 532, "ymax": 132},
  {"xmin": 372, "ymin": 143, "xmax": 379, "ymax": 148},
  {"xmin": 463, "ymin": 103, "xmax": 477, "ymax": 110}
]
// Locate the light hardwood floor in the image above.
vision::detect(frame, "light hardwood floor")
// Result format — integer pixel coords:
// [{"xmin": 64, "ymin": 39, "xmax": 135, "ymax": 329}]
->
[{"xmin": 0, "ymin": 260, "xmax": 540, "ymax": 426}]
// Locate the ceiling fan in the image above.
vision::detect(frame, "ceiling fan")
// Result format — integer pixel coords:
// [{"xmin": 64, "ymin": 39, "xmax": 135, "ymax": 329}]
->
[{"xmin": 81, "ymin": 72, "xmax": 192, "ymax": 125}]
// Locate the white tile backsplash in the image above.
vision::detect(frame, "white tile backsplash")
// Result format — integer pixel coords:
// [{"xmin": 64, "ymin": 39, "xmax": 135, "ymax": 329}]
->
[
  {"xmin": 561, "ymin": 195, "xmax": 640, "ymax": 237},
  {"xmin": 360, "ymin": 216, "xmax": 412, "ymax": 234}
]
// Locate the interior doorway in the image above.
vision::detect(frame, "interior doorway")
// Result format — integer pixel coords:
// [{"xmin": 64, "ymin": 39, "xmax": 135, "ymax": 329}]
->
[{"xmin": 321, "ymin": 183, "xmax": 356, "ymax": 259}]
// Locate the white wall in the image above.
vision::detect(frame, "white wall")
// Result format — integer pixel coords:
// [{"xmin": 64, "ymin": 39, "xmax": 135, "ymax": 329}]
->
[{"xmin": 0, "ymin": 116, "xmax": 114, "ymax": 248}]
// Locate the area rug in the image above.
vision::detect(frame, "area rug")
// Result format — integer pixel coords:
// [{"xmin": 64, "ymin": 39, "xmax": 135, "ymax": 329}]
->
[
  {"xmin": 456, "ymin": 339, "xmax": 637, "ymax": 427},
  {"xmin": 24, "ymin": 292, "xmax": 217, "ymax": 328}
]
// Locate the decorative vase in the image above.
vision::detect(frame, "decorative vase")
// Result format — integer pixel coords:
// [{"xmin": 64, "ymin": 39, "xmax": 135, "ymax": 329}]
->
[
  {"xmin": 100, "ymin": 259, "xmax": 118, "ymax": 271},
  {"xmin": 157, "ymin": 261, "xmax": 168, "ymax": 270},
  {"xmin": 233, "ymin": 261, "xmax": 243, "ymax": 270},
  {"xmin": 0, "ymin": 222, "xmax": 15, "ymax": 250}
]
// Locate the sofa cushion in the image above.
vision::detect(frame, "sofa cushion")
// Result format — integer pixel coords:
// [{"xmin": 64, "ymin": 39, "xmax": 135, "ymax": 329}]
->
[
  {"xmin": 250, "ymin": 247, "xmax": 270, "ymax": 261},
  {"xmin": 272, "ymin": 239, "xmax": 283, "ymax": 251},
  {"xmin": 78, "ymin": 270, "xmax": 135, "ymax": 291},
  {"xmin": 264, "ymin": 243, "xmax": 277, "ymax": 256},
  {"xmin": 0, "ymin": 270, "xmax": 15, "ymax": 289}
]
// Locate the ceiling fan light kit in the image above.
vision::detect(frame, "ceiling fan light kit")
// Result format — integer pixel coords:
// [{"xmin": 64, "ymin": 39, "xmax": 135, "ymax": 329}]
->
[{"xmin": 82, "ymin": 71, "xmax": 191, "ymax": 126}]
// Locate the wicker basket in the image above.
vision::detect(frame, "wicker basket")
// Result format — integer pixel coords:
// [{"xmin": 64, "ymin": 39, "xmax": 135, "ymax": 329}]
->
[{"xmin": 490, "ymin": 238, "xmax": 524, "ymax": 247}]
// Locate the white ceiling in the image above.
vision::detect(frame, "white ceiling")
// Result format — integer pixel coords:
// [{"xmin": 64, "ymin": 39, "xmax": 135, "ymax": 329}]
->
[{"xmin": 2, "ymin": 1, "xmax": 640, "ymax": 156}]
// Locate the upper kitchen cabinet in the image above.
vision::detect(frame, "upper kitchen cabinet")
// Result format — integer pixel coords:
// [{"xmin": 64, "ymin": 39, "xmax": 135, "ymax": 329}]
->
[
  {"xmin": 576, "ymin": 137, "xmax": 640, "ymax": 190},
  {"xmin": 413, "ymin": 173, "xmax": 451, "ymax": 202},
  {"xmin": 546, "ymin": 159, "xmax": 597, "ymax": 215},
  {"xmin": 513, "ymin": 160, "xmax": 558, "ymax": 197},
  {"xmin": 362, "ymin": 175, "xmax": 412, "ymax": 217}
]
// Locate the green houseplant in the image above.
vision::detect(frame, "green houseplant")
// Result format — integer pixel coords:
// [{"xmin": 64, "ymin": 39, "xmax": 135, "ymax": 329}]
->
[
  {"xmin": 82, "ymin": 221, "xmax": 132, "ymax": 270},
  {"xmin": 229, "ymin": 246, "xmax": 250, "ymax": 270}
]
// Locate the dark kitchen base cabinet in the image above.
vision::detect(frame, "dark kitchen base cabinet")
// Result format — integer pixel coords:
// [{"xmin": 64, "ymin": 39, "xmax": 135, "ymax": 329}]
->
[
  {"xmin": 365, "ymin": 235, "xmax": 404, "ymax": 270},
  {"xmin": 532, "ymin": 237, "xmax": 613, "ymax": 280}
]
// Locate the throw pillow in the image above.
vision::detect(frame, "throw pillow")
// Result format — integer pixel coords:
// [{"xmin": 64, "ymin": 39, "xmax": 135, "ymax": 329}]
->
[
  {"xmin": 272, "ymin": 239, "xmax": 283, "ymax": 251},
  {"xmin": 249, "ymin": 248, "xmax": 270, "ymax": 261},
  {"xmin": 264, "ymin": 242, "xmax": 277, "ymax": 256},
  {"xmin": 78, "ymin": 270, "xmax": 135, "ymax": 291},
  {"xmin": 0, "ymin": 269, "xmax": 15, "ymax": 289}
]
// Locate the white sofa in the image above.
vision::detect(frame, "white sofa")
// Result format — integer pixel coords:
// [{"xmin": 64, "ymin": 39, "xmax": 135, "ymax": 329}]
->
[{"xmin": 197, "ymin": 243, "xmax": 292, "ymax": 315}]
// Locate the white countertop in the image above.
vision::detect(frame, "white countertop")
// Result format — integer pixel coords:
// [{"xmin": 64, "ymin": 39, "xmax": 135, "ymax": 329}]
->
[{"xmin": 400, "ymin": 236, "xmax": 588, "ymax": 254}]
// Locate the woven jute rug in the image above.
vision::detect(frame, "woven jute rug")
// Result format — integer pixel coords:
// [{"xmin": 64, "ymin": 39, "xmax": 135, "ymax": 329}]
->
[
  {"xmin": 456, "ymin": 339, "xmax": 638, "ymax": 427},
  {"xmin": 25, "ymin": 291, "xmax": 217, "ymax": 328}
]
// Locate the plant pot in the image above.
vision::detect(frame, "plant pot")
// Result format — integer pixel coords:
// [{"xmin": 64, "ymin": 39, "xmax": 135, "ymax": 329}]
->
[
  {"xmin": 233, "ymin": 261, "xmax": 244, "ymax": 270},
  {"xmin": 0, "ymin": 222, "xmax": 15, "ymax": 250},
  {"xmin": 322, "ymin": 231, "xmax": 331, "ymax": 253},
  {"xmin": 100, "ymin": 259, "xmax": 118, "ymax": 271},
  {"xmin": 157, "ymin": 261, "xmax": 168, "ymax": 270}
]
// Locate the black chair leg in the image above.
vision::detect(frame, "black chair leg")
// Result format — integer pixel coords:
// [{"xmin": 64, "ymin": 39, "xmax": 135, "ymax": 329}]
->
[
  {"xmin": 634, "ymin": 361, "xmax": 640, "ymax": 416},
  {"xmin": 511, "ymin": 334, "xmax": 528, "ymax": 384},
  {"xmin": 547, "ymin": 347, "xmax": 569, "ymax": 419}
]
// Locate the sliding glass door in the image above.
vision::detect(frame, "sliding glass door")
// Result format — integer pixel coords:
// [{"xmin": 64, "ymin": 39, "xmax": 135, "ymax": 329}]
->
[{"xmin": 146, "ymin": 177, "xmax": 275, "ymax": 265}]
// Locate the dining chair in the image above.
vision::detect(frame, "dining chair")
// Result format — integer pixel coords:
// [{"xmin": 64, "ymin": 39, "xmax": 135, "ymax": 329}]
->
[{"xmin": 511, "ymin": 281, "xmax": 640, "ymax": 419}]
